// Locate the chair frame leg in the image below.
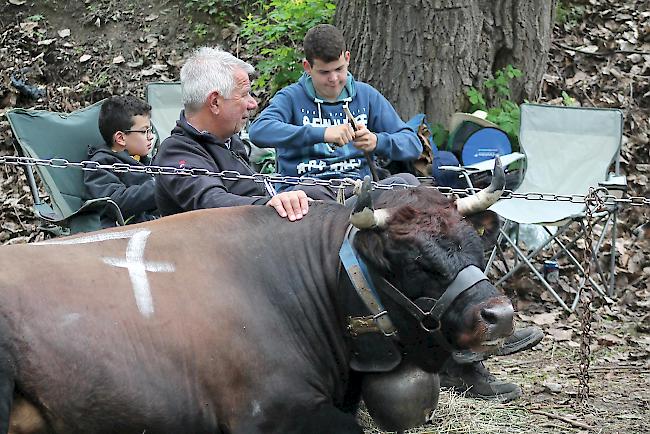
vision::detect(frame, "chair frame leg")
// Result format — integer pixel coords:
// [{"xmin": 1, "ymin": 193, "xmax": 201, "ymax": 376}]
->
[
  {"xmin": 493, "ymin": 221, "xmax": 574, "ymax": 287},
  {"xmin": 487, "ymin": 210, "xmax": 619, "ymax": 311},
  {"xmin": 497, "ymin": 229, "xmax": 572, "ymax": 312},
  {"xmin": 542, "ymin": 225, "xmax": 607, "ymax": 298},
  {"xmin": 608, "ymin": 208, "xmax": 618, "ymax": 296}
]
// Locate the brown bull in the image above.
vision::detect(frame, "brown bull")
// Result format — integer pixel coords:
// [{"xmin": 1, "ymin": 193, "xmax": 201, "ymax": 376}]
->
[{"xmin": 0, "ymin": 175, "xmax": 513, "ymax": 434}]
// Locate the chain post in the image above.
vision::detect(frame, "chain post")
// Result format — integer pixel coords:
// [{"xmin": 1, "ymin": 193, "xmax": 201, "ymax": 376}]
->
[{"xmin": 575, "ymin": 187, "xmax": 607, "ymax": 405}]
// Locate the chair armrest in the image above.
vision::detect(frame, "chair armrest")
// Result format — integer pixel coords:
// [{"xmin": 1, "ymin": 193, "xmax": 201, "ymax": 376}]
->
[
  {"xmin": 77, "ymin": 198, "xmax": 125, "ymax": 226},
  {"xmin": 437, "ymin": 152, "xmax": 525, "ymax": 192},
  {"xmin": 33, "ymin": 202, "xmax": 62, "ymax": 222},
  {"xmin": 464, "ymin": 152, "xmax": 526, "ymax": 173},
  {"xmin": 437, "ymin": 165, "xmax": 472, "ymax": 173},
  {"xmin": 438, "ymin": 152, "xmax": 525, "ymax": 175},
  {"xmin": 599, "ymin": 174, "xmax": 627, "ymax": 199},
  {"xmin": 32, "ymin": 197, "xmax": 125, "ymax": 228}
]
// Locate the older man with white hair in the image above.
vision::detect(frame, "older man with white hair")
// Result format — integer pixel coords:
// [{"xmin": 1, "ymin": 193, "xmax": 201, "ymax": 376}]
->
[{"xmin": 154, "ymin": 47, "xmax": 312, "ymax": 221}]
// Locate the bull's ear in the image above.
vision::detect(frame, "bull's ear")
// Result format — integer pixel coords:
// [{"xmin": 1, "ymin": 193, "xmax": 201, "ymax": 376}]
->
[
  {"xmin": 354, "ymin": 230, "xmax": 391, "ymax": 271},
  {"xmin": 464, "ymin": 210, "xmax": 500, "ymax": 250}
]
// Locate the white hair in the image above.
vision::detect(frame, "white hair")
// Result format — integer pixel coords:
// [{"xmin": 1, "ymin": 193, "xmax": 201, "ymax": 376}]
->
[{"xmin": 180, "ymin": 46, "xmax": 255, "ymax": 112}]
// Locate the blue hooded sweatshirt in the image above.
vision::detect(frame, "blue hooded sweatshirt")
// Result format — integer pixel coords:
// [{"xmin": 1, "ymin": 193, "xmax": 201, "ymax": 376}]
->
[{"xmin": 248, "ymin": 73, "xmax": 422, "ymax": 186}]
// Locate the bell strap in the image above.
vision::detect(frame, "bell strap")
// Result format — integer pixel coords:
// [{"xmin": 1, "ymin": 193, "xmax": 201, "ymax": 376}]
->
[{"xmin": 339, "ymin": 228, "xmax": 397, "ymax": 337}]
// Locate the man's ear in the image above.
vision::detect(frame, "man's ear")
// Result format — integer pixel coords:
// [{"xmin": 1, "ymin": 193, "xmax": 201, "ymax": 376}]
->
[
  {"xmin": 207, "ymin": 91, "xmax": 220, "ymax": 115},
  {"xmin": 344, "ymin": 50, "xmax": 350, "ymax": 63},
  {"xmin": 302, "ymin": 58, "xmax": 312, "ymax": 75},
  {"xmin": 464, "ymin": 210, "xmax": 501, "ymax": 251}
]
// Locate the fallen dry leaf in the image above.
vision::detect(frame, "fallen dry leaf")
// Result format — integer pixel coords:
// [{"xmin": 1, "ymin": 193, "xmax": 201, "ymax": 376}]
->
[
  {"xmin": 531, "ymin": 312, "xmax": 559, "ymax": 326},
  {"xmin": 542, "ymin": 381, "xmax": 563, "ymax": 393},
  {"xmin": 597, "ymin": 333, "xmax": 625, "ymax": 346},
  {"xmin": 548, "ymin": 327, "xmax": 573, "ymax": 341}
]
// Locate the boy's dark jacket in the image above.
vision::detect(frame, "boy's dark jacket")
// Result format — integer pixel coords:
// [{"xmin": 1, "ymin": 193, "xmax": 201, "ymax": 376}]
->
[{"xmin": 84, "ymin": 143, "xmax": 159, "ymax": 227}]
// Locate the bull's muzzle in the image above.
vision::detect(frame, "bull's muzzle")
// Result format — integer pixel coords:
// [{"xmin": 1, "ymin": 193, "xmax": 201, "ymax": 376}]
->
[{"xmin": 480, "ymin": 299, "xmax": 515, "ymax": 339}]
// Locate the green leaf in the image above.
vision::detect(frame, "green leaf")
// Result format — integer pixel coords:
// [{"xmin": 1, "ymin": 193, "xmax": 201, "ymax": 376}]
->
[{"xmin": 240, "ymin": 0, "xmax": 336, "ymax": 97}]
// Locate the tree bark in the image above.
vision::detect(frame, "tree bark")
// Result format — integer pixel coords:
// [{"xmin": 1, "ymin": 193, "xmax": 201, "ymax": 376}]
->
[{"xmin": 335, "ymin": 0, "xmax": 557, "ymax": 127}]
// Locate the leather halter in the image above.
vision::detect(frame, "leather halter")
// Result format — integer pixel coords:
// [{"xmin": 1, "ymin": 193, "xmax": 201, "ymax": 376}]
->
[{"xmin": 339, "ymin": 226, "xmax": 488, "ymax": 352}]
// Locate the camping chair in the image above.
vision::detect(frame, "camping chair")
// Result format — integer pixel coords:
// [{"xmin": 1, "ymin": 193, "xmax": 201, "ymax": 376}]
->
[
  {"xmin": 6, "ymin": 101, "xmax": 124, "ymax": 235},
  {"xmin": 485, "ymin": 103, "xmax": 626, "ymax": 312},
  {"xmin": 146, "ymin": 81, "xmax": 182, "ymax": 144}
]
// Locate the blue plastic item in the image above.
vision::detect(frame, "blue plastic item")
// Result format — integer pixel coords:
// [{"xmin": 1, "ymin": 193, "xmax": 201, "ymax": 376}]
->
[
  {"xmin": 460, "ymin": 127, "xmax": 512, "ymax": 165},
  {"xmin": 406, "ymin": 114, "xmax": 464, "ymax": 188}
]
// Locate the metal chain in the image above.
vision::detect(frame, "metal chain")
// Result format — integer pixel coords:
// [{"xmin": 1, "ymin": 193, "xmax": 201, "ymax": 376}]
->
[
  {"xmin": 0, "ymin": 156, "xmax": 633, "ymax": 403},
  {"xmin": 1, "ymin": 154, "xmax": 650, "ymax": 206},
  {"xmin": 576, "ymin": 187, "xmax": 605, "ymax": 404}
]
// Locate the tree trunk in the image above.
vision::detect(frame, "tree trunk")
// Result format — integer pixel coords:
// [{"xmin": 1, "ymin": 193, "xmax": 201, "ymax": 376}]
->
[{"xmin": 335, "ymin": 0, "xmax": 557, "ymax": 127}]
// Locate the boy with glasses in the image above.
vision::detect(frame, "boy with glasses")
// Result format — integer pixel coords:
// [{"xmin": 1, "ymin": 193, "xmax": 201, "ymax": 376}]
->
[{"xmin": 84, "ymin": 95, "xmax": 160, "ymax": 227}]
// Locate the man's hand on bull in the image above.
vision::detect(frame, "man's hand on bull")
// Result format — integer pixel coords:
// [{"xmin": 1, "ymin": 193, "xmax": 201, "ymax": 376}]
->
[
  {"xmin": 324, "ymin": 123, "xmax": 355, "ymax": 147},
  {"xmin": 266, "ymin": 190, "xmax": 310, "ymax": 221},
  {"xmin": 352, "ymin": 123, "xmax": 377, "ymax": 152}
]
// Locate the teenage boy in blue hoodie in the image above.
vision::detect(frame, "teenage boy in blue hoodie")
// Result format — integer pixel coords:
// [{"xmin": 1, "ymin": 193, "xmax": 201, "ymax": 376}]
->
[
  {"xmin": 251, "ymin": 24, "xmax": 543, "ymax": 403},
  {"xmin": 248, "ymin": 24, "xmax": 422, "ymax": 191}
]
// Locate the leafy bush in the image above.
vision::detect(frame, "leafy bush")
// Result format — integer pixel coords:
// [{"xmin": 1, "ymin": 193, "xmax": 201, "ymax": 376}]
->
[
  {"xmin": 466, "ymin": 65, "xmax": 523, "ymax": 146},
  {"xmin": 555, "ymin": 1, "xmax": 586, "ymax": 27},
  {"xmin": 240, "ymin": 0, "xmax": 336, "ymax": 96},
  {"xmin": 185, "ymin": 0, "xmax": 259, "ymax": 26}
]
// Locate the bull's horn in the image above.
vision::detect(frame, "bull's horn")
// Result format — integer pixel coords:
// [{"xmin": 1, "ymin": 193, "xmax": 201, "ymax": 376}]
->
[
  {"xmin": 456, "ymin": 157, "xmax": 506, "ymax": 215},
  {"xmin": 350, "ymin": 176, "xmax": 390, "ymax": 229}
]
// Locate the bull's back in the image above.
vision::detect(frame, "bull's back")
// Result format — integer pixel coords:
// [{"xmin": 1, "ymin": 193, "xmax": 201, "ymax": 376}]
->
[{"xmin": 0, "ymin": 207, "xmax": 343, "ymax": 433}]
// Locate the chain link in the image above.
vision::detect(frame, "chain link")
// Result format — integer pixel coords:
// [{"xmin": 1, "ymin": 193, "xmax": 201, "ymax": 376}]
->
[
  {"xmin": 576, "ymin": 187, "xmax": 603, "ymax": 405},
  {"xmin": 1, "ymin": 155, "xmax": 649, "ymax": 205}
]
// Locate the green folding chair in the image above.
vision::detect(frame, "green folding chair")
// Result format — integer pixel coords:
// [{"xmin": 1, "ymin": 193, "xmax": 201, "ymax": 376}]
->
[
  {"xmin": 147, "ymin": 81, "xmax": 183, "ymax": 144},
  {"xmin": 7, "ymin": 101, "xmax": 124, "ymax": 235}
]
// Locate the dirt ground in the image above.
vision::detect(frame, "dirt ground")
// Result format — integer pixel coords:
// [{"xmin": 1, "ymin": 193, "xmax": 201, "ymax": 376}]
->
[{"xmin": 1, "ymin": 0, "xmax": 649, "ymax": 433}]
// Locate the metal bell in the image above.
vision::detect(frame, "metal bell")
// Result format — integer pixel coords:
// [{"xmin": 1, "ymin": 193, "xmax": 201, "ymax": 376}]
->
[{"xmin": 361, "ymin": 361, "xmax": 440, "ymax": 432}]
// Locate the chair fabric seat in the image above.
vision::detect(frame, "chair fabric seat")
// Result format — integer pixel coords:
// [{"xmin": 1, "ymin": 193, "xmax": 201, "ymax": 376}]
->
[{"xmin": 490, "ymin": 199, "xmax": 586, "ymax": 225}]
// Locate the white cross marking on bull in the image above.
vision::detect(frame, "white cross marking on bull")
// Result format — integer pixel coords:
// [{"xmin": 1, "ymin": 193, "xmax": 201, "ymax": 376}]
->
[{"xmin": 36, "ymin": 229, "xmax": 174, "ymax": 318}]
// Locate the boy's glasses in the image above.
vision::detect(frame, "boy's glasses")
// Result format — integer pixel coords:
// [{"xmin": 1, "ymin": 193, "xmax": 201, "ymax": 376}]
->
[{"xmin": 124, "ymin": 127, "xmax": 154, "ymax": 137}]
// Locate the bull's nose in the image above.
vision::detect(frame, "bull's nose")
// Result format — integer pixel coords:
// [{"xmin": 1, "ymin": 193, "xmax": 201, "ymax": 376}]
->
[{"xmin": 480, "ymin": 303, "xmax": 514, "ymax": 337}]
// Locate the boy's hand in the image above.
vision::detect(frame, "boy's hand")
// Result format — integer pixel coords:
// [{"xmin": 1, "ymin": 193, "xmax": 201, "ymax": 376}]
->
[
  {"xmin": 352, "ymin": 124, "xmax": 377, "ymax": 152},
  {"xmin": 324, "ymin": 124, "xmax": 355, "ymax": 147},
  {"xmin": 267, "ymin": 190, "xmax": 310, "ymax": 221}
]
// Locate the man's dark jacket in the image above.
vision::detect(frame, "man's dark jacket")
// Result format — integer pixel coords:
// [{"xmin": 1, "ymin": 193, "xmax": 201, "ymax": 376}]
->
[
  {"xmin": 153, "ymin": 112, "xmax": 269, "ymax": 216},
  {"xmin": 84, "ymin": 143, "xmax": 159, "ymax": 227}
]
